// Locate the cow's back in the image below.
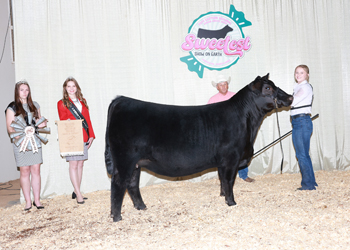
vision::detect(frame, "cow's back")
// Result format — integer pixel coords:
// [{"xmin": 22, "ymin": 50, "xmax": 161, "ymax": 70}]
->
[{"xmin": 106, "ymin": 96, "xmax": 244, "ymax": 176}]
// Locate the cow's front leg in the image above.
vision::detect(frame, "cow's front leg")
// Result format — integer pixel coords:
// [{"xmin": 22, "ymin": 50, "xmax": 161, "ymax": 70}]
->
[
  {"xmin": 111, "ymin": 174, "xmax": 127, "ymax": 222},
  {"xmin": 222, "ymin": 166, "xmax": 238, "ymax": 206}
]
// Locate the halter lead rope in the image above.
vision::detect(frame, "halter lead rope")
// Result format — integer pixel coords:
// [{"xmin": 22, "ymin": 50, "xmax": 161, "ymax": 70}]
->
[{"xmin": 274, "ymin": 98, "xmax": 284, "ymax": 174}]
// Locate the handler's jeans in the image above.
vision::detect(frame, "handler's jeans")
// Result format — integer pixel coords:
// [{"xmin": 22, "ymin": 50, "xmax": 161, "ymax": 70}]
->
[
  {"xmin": 238, "ymin": 167, "xmax": 249, "ymax": 180},
  {"xmin": 291, "ymin": 115, "xmax": 317, "ymax": 190}
]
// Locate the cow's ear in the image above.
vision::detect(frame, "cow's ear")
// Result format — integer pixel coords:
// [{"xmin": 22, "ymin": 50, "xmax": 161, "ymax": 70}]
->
[
  {"xmin": 262, "ymin": 73, "xmax": 270, "ymax": 80},
  {"xmin": 251, "ymin": 79, "xmax": 262, "ymax": 92},
  {"xmin": 254, "ymin": 76, "xmax": 262, "ymax": 81}
]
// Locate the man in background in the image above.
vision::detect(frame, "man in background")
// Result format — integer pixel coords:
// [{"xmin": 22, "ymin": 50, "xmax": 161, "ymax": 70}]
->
[{"xmin": 208, "ymin": 75, "xmax": 255, "ymax": 183}]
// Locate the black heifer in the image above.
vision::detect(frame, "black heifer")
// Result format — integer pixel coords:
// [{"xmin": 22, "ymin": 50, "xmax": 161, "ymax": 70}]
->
[{"xmin": 105, "ymin": 74, "xmax": 293, "ymax": 222}]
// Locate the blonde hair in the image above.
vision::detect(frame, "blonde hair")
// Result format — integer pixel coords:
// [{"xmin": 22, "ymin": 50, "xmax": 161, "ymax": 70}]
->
[{"xmin": 294, "ymin": 65, "xmax": 310, "ymax": 82}]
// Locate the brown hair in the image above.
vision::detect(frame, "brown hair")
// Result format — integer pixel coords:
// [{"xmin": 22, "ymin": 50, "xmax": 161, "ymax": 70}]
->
[
  {"xmin": 14, "ymin": 81, "xmax": 39, "ymax": 118},
  {"xmin": 62, "ymin": 77, "xmax": 89, "ymax": 109},
  {"xmin": 294, "ymin": 64, "xmax": 310, "ymax": 82}
]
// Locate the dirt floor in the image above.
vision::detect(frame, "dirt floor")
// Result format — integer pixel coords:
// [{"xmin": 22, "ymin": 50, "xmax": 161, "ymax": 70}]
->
[{"xmin": 0, "ymin": 170, "xmax": 349, "ymax": 249}]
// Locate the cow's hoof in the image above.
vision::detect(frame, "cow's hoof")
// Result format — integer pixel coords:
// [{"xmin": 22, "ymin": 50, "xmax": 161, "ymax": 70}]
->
[
  {"xmin": 136, "ymin": 206, "xmax": 147, "ymax": 211},
  {"xmin": 134, "ymin": 204, "xmax": 147, "ymax": 210},
  {"xmin": 226, "ymin": 200, "xmax": 237, "ymax": 206},
  {"xmin": 220, "ymin": 192, "xmax": 225, "ymax": 197},
  {"xmin": 113, "ymin": 215, "xmax": 122, "ymax": 222}
]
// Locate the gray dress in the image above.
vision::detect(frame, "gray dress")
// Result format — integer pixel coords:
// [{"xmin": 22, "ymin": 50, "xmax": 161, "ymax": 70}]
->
[{"xmin": 7, "ymin": 102, "xmax": 43, "ymax": 167}]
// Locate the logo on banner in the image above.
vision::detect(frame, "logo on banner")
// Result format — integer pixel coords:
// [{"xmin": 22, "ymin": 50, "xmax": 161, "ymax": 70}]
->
[{"xmin": 180, "ymin": 5, "xmax": 252, "ymax": 78}]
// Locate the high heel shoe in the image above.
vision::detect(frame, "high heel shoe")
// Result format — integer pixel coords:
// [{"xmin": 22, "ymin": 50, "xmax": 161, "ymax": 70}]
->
[
  {"xmin": 33, "ymin": 201, "xmax": 44, "ymax": 209},
  {"xmin": 72, "ymin": 192, "xmax": 85, "ymax": 204},
  {"xmin": 72, "ymin": 192, "xmax": 88, "ymax": 200},
  {"xmin": 76, "ymin": 199, "xmax": 85, "ymax": 204},
  {"xmin": 24, "ymin": 206, "xmax": 32, "ymax": 211}
]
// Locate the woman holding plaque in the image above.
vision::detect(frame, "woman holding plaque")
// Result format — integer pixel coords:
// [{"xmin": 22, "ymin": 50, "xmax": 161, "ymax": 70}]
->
[
  {"xmin": 5, "ymin": 81, "xmax": 46, "ymax": 211},
  {"xmin": 57, "ymin": 77, "xmax": 95, "ymax": 204}
]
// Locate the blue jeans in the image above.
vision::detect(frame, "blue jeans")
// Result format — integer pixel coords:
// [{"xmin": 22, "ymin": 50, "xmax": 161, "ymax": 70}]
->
[
  {"xmin": 238, "ymin": 166, "xmax": 248, "ymax": 180},
  {"xmin": 292, "ymin": 115, "xmax": 317, "ymax": 190}
]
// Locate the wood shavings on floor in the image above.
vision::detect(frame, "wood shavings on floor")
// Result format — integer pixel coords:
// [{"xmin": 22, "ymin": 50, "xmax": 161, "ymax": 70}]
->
[{"xmin": 0, "ymin": 170, "xmax": 350, "ymax": 249}]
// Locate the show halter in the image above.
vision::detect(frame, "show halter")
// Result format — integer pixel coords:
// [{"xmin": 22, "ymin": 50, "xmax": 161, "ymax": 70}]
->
[{"xmin": 274, "ymin": 98, "xmax": 284, "ymax": 174}]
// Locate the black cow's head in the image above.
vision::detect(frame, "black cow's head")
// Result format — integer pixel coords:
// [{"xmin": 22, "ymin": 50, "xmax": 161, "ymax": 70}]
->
[{"xmin": 250, "ymin": 74, "xmax": 293, "ymax": 112}]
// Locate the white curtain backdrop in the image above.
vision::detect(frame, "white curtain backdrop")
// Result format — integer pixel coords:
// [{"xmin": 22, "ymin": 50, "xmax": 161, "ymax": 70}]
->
[{"xmin": 11, "ymin": 0, "xmax": 350, "ymax": 201}]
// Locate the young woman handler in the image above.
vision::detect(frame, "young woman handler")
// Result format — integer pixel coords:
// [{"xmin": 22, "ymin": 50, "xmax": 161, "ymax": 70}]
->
[
  {"xmin": 290, "ymin": 65, "xmax": 317, "ymax": 190},
  {"xmin": 57, "ymin": 77, "xmax": 95, "ymax": 204}
]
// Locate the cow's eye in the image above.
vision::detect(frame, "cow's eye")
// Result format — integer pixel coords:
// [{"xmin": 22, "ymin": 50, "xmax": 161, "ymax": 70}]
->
[{"xmin": 266, "ymin": 87, "xmax": 270, "ymax": 90}]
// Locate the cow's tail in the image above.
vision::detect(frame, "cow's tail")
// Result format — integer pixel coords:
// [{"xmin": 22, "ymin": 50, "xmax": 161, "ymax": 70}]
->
[{"xmin": 105, "ymin": 98, "xmax": 118, "ymax": 175}]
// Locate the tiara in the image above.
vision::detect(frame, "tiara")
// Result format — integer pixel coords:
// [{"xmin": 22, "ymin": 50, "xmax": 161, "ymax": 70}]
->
[
  {"xmin": 66, "ymin": 76, "xmax": 75, "ymax": 81},
  {"xmin": 15, "ymin": 80, "xmax": 28, "ymax": 85}
]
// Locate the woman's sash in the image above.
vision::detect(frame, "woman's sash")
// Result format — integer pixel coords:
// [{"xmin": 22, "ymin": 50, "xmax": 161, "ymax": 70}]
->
[{"xmin": 68, "ymin": 100, "xmax": 90, "ymax": 138}]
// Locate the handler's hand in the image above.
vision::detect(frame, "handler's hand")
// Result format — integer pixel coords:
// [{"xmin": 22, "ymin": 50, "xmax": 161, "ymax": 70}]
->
[
  {"xmin": 87, "ymin": 137, "xmax": 94, "ymax": 149},
  {"xmin": 38, "ymin": 120, "xmax": 48, "ymax": 128}
]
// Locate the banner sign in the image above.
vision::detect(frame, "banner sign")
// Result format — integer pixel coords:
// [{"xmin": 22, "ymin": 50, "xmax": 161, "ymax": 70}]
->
[
  {"xmin": 180, "ymin": 5, "xmax": 252, "ymax": 78},
  {"xmin": 56, "ymin": 120, "xmax": 84, "ymax": 157}
]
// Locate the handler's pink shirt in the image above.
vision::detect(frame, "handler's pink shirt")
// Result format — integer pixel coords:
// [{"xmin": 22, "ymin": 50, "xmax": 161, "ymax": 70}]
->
[{"xmin": 207, "ymin": 91, "xmax": 236, "ymax": 104}]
